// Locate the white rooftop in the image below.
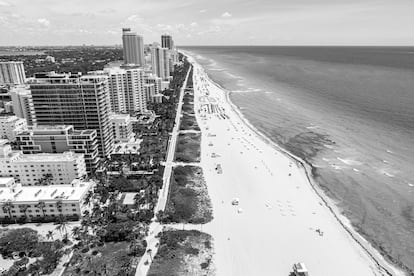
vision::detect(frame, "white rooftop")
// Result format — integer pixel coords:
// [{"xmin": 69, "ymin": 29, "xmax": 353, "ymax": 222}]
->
[
  {"xmin": 13, "ymin": 151, "xmax": 83, "ymax": 163},
  {"xmin": 0, "ymin": 180, "xmax": 93, "ymax": 203}
]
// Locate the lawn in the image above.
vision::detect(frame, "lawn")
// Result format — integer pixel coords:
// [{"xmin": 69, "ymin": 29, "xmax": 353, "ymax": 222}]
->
[
  {"xmin": 160, "ymin": 166, "xmax": 213, "ymax": 224},
  {"xmin": 174, "ymin": 133, "xmax": 201, "ymax": 163},
  {"xmin": 180, "ymin": 113, "xmax": 200, "ymax": 131},
  {"xmin": 148, "ymin": 229, "xmax": 214, "ymax": 276}
]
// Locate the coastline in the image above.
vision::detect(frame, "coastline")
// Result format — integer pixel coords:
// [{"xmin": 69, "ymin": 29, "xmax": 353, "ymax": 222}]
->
[{"xmin": 184, "ymin": 52, "xmax": 405, "ymax": 276}]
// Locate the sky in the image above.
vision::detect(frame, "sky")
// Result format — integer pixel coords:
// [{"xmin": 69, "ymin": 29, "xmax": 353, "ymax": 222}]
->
[{"xmin": 0, "ymin": 0, "xmax": 413, "ymax": 46}]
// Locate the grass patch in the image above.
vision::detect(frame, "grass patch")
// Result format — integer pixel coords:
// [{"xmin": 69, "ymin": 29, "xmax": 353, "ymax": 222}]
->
[
  {"xmin": 148, "ymin": 229, "xmax": 214, "ymax": 276},
  {"xmin": 160, "ymin": 166, "xmax": 213, "ymax": 224},
  {"xmin": 63, "ymin": 242, "xmax": 137, "ymax": 276},
  {"xmin": 174, "ymin": 133, "xmax": 201, "ymax": 163},
  {"xmin": 180, "ymin": 113, "xmax": 200, "ymax": 131}
]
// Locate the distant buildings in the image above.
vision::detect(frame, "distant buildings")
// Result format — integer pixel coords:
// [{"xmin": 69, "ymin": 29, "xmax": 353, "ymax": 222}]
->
[
  {"xmin": 0, "ymin": 114, "xmax": 27, "ymax": 141},
  {"xmin": 15, "ymin": 125, "xmax": 100, "ymax": 173},
  {"xmin": 0, "ymin": 178, "xmax": 94, "ymax": 221},
  {"xmin": 122, "ymin": 28, "xmax": 145, "ymax": 66},
  {"xmin": 0, "ymin": 61, "xmax": 26, "ymax": 85},
  {"xmin": 110, "ymin": 113, "xmax": 134, "ymax": 142},
  {"xmin": 29, "ymin": 72, "xmax": 114, "ymax": 157},
  {"xmin": 161, "ymin": 34, "xmax": 174, "ymax": 50},
  {"xmin": 151, "ymin": 43, "xmax": 170, "ymax": 80},
  {"xmin": 10, "ymin": 87, "xmax": 36, "ymax": 126},
  {"xmin": 0, "ymin": 140, "xmax": 86, "ymax": 186}
]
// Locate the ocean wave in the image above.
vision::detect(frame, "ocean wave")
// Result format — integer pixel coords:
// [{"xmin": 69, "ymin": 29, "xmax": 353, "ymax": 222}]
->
[{"xmin": 337, "ymin": 157, "xmax": 363, "ymax": 166}]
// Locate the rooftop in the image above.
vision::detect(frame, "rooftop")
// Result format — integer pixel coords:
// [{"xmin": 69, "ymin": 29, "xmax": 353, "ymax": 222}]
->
[
  {"xmin": 13, "ymin": 151, "xmax": 84, "ymax": 163},
  {"xmin": 0, "ymin": 180, "xmax": 93, "ymax": 203}
]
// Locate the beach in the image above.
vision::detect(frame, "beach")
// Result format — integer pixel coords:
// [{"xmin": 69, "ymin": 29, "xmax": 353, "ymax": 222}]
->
[{"xmin": 188, "ymin": 56, "xmax": 404, "ymax": 276}]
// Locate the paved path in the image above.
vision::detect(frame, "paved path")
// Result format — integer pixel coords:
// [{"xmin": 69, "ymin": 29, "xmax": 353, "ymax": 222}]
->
[{"xmin": 135, "ymin": 66, "xmax": 192, "ymax": 276}]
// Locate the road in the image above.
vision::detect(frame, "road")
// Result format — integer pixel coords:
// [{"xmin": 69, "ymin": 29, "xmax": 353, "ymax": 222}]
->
[{"xmin": 135, "ymin": 65, "xmax": 191, "ymax": 276}]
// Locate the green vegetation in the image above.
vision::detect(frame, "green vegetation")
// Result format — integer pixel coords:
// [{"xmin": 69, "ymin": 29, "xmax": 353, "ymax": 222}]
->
[
  {"xmin": 0, "ymin": 228, "xmax": 67, "ymax": 275},
  {"xmin": 160, "ymin": 166, "xmax": 213, "ymax": 224},
  {"xmin": 174, "ymin": 133, "xmax": 201, "ymax": 163},
  {"xmin": 148, "ymin": 229, "xmax": 214, "ymax": 276},
  {"xmin": 63, "ymin": 242, "xmax": 138, "ymax": 276},
  {"xmin": 0, "ymin": 46, "xmax": 123, "ymax": 77}
]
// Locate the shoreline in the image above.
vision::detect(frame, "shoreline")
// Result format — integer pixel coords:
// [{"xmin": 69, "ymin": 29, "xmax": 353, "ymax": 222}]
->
[{"xmin": 185, "ymin": 52, "xmax": 404, "ymax": 276}]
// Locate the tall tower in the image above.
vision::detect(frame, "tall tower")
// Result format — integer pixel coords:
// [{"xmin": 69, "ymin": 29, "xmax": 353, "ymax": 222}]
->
[
  {"xmin": 104, "ymin": 67, "xmax": 146, "ymax": 114},
  {"xmin": 161, "ymin": 34, "xmax": 174, "ymax": 50},
  {"xmin": 0, "ymin": 61, "xmax": 26, "ymax": 85},
  {"xmin": 29, "ymin": 72, "xmax": 114, "ymax": 157},
  {"xmin": 122, "ymin": 28, "xmax": 145, "ymax": 66},
  {"xmin": 151, "ymin": 44, "xmax": 170, "ymax": 80}
]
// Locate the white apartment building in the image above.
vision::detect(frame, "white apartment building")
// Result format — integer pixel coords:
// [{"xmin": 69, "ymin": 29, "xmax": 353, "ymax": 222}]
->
[
  {"xmin": 10, "ymin": 86, "xmax": 37, "ymax": 125},
  {"xmin": 97, "ymin": 67, "xmax": 147, "ymax": 114},
  {"xmin": 0, "ymin": 61, "xmax": 26, "ymax": 85},
  {"xmin": 151, "ymin": 44, "xmax": 170, "ymax": 80},
  {"xmin": 0, "ymin": 114, "xmax": 27, "ymax": 141},
  {"xmin": 0, "ymin": 178, "xmax": 94, "ymax": 221},
  {"xmin": 110, "ymin": 113, "xmax": 134, "ymax": 142},
  {"xmin": 0, "ymin": 140, "xmax": 86, "ymax": 186}
]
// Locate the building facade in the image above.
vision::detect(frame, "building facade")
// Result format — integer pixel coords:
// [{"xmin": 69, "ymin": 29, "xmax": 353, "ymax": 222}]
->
[
  {"xmin": 0, "ymin": 62, "xmax": 26, "ymax": 85},
  {"xmin": 122, "ymin": 28, "xmax": 145, "ymax": 66},
  {"xmin": 29, "ymin": 72, "xmax": 114, "ymax": 157},
  {"xmin": 0, "ymin": 114, "xmax": 27, "ymax": 141},
  {"xmin": 103, "ymin": 67, "xmax": 147, "ymax": 114},
  {"xmin": 15, "ymin": 125, "xmax": 100, "ymax": 173},
  {"xmin": 10, "ymin": 87, "xmax": 37, "ymax": 126},
  {"xmin": 0, "ymin": 140, "xmax": 86, "ymax": 186},
  {"xmin": 161, "ymin": 34, "xmax": 174, "ymax": 50},
  {"xmin": 0, "ymin": 178, "xmax": 94, "ymax": 221},
  {"xmin": 151, "ymin": 44, "xmax": 170, "ymax": 80},
  {"xmin": 110, "ymin": 113, "xmax": 134, "ymax": 142}
]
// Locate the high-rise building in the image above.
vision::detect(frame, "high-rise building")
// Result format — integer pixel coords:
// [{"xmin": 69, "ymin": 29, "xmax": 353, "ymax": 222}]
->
[
  {"xmin": 29, "ymin": 72, "xmax": 114, "ymax": 157},
  {"xmin": 161, "ymin": 34, "xmax": 174, "ymax": 50},
  {"xmin": 0, "ymin": 61, "xmax": 26, "ymax": 85},
  {"xmin": 15, "ymin": 125, "xmax": 100, "ymax": 173},
  {"xmin": 104, "ymin": 67, "xmax": 146, "ymax": 114},
  {"xmin": 10, "ymin": 87, "xmax": 37, "ymax": 126},
  {"xmin": 122, "ymin": 28, "xmax": 145, "ymax": 66},
  {"xmin": 151, "ymin": 44, "xmax": 170, "ymax": 80}
]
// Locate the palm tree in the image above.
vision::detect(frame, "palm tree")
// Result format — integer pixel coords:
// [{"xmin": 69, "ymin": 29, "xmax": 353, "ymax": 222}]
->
[
  {"xmin": 147, "ymin": 248, "xmax": 153, "ymax": 261},
  {"xmin": 71, "ymin": 226, "xmax": 81, "ymax": 240},
  {"xmin": 20, "ymin": 204, "xmax": 29, "ymax": 220},
  {"xmin": 2, "ymin": 202, "xmax": 13, "ymax": 221},
  {"xmin": 56, "ymin": 215, "xmax": 67, "ymax": 237},
  {"xmin": 46, "ymin": 230, "xmax": 54, "ymax": 241},
  {"xmin": 36, "ymin": 201, "xmax": 46, "ymax": 217}
]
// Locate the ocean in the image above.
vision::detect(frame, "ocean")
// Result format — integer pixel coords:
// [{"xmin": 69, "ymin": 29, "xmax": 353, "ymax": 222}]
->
[{"xmin": 181, "ymin": 46, "xmax": 414, "ymax": 274}]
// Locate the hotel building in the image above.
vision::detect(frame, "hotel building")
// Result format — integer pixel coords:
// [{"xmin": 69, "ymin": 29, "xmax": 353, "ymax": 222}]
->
[
  {"xmin": 110, "ymin": 113, "xmax": 134, "ymax": 142},
  {"xmin": 151, "ymin": 43, "xmax": 170, "ymax": 80},
  {"xmin": 29, "ymin": 72, "xmax": 114, "ymax": 157},
  {"xmin": 15, "ymin": 125, "xmax": 99, "ymax": 173},
  {"xmin": 0, "ymin": 178, "xmax": 94, "ymax": 221},
  {"xmin": 0, "ymin": 140, "xmax": 86, "ymax": 186},
  {"xmin": 10, "ymin": 86, "xmax": 37, "ymax": 126},
  {"xmin": 0, "ymin": 114, "xmax": 27, "ymax": 141},
  {"xmin": 0, "ymin": 61, "xmax": 26, "ymax": 85},
  {"xmin": 122, "ymin": 28, "xmax": 145, "ymax": 66}
]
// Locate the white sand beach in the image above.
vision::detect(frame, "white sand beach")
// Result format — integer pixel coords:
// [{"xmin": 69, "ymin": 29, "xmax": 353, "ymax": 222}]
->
[{"xmin": 188, "ymin": 57, "xmax": 404, "ymax": 276}]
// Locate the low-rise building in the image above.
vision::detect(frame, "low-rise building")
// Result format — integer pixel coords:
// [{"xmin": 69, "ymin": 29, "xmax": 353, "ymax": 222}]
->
[
  {"xmin": 0, "ymin": 178, "xmax": 94, "ymax": 222},
  {"xmin": 0, "ymin": 140, "xmax": 86, "ymax": 185},
  {"xmin": 0, "ymin": 114, "xmax": 27, "ymax": 141},
  {"xmin": 110, "ymin": 113, "xmax": 134, "ymax": 142},
  {"xmin": 15, "ymin": 125, "xmax": 100, "ymax": 173}
]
